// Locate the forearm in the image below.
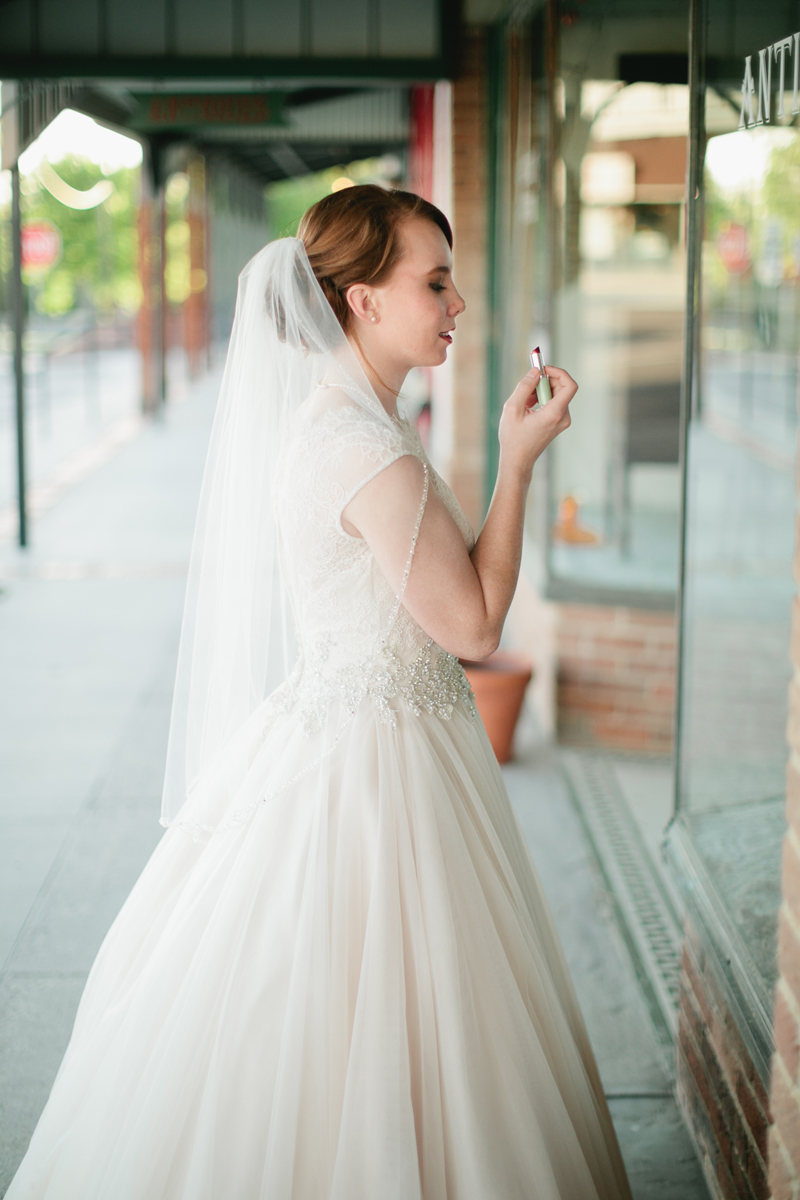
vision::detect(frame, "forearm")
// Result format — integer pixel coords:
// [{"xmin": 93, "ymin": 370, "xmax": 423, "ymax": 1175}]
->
[
  {"xmin": 462, "ymin": 361, "xmax": 576, "ymax": 657},
  {"xmin": 468, "ymin": 456, "xmax": 532, "ymax": 654}
]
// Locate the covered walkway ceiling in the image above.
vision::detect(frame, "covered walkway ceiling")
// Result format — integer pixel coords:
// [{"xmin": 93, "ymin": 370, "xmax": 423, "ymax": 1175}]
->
[
  {"xmin": 190, "ymin": 87, "xmax": 409, "ymax": 184},
  {"xmin": 1, "ymin": 78, "xmax": 411, "ymax": 184},
  {"xmin": 0, "ymin": 0, "xmax": 455, "ymax": 80},
  {"xmin": 0, "ymin": 0, "xmax": 451, "ymax": 183}
]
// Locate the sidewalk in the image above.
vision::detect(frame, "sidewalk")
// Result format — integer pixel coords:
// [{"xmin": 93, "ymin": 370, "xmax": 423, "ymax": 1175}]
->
[
  {"xmin": 0, "ymin": 345, "xmax": 140, "ymax": 514},
  {"xmin": 0, "ymin": 364, "xmax": 707, "ymax": 1198}
]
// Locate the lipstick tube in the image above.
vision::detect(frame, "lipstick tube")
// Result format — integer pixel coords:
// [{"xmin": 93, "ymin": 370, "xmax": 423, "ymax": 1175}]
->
[{"xmin": 530, "ymin": 347, "xmax": 552, "ymax": 405}]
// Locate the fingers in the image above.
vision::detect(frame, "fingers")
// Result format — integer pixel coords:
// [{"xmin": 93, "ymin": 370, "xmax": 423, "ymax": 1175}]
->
[
  {"xmin": 505, "ymin": 364, "xmax": 577, "ymax": 422},
  {"xmin": 544, "ymin": 365, "xmax": 578, "ymax": 399},
  {"xmin": 514, "ymin": 365, "xmax": 576, "ymax": 399},
  {"xmin": 506, "ymin": 368, "xmax": 541, "ymax": 415}
]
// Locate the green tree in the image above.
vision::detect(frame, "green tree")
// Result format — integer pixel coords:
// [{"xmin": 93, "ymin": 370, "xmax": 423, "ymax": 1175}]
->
[
  {"xmin": 266, "ymin": 156, "xmax": 401, "ymax": 239},
  {"xmin": 1, "ymin": 156, "xmax": 141, "ymax": 318},
  {"xmin": 763, "ymin": 137, "xmax": 800, "ymax": 239}
]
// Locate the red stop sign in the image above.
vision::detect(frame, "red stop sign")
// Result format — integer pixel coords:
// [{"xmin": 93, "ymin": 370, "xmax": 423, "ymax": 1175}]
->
[
  {"xmin": 21, "ymin": 220, "xmax": 62, "ymax": 271},
  {"xmin": 717, "ymin": 223, "xmax": 751, "ymax": 275}
]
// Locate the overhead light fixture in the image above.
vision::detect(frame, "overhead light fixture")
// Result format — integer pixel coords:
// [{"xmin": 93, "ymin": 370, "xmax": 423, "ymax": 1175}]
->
[{"xmin": 35, "ymin": 160, "xmax": 114, "ymax": 210}]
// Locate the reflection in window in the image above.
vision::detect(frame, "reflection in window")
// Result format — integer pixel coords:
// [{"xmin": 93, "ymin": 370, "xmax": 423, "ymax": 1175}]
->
[
  {"xmin": 678, "ymin": 119, "xmax": 799, "ymax": 992},
  {"xmin": 549, "ymin": 80, "xmax": 686, "ymax": 598}
]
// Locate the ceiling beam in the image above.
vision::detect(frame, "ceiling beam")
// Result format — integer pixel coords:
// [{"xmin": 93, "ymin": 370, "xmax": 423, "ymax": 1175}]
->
[{"xmin": 0, "ymin": 54, "xmax": 452, "ymax": 83}]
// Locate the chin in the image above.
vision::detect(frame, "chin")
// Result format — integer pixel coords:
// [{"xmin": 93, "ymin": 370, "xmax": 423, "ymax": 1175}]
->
[{"xmin": 410, "ymin": 341, "xmax": 449, "ymax": 368}]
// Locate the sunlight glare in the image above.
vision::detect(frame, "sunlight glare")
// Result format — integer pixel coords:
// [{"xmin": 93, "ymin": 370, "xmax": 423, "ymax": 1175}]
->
[{"xmin": 18, "ymin": 108, "xmax": 143, "ymax": 176}]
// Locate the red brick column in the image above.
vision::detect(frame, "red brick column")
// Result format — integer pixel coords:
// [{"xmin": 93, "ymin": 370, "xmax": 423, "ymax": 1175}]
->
[
  {"xmin": 449, "ymin": 28, "xmax": 488, "ymax": 531},
  {"xmin": 678, "ymin": 922, "xmax": 771, "ymax": 1199},
  {"xmin": 769, "ymin": 629, "xmax": 800, "ymax": 1196},
  {"xmin": 137, "ymin": 182, "xmax": 160, "ymax": 414}
]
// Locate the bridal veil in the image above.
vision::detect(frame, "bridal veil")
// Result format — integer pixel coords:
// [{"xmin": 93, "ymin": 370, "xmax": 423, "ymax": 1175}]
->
[{"xmin": 161, "ymin": 237, "xmax": 396, "ymax": 829}]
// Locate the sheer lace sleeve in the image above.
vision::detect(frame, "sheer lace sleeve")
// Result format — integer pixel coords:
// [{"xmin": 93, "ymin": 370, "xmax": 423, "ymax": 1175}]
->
[
  {"xmin": 279, "ymin": 392, "xmax": 429, "ymax": 604},
  {"xmin": 320, "ymin": 405, "xmax": 430, "ymax": 629},
  {"xmin": 304, "ymin": 399, "xmax": 418, "ymax": 537},
  {"xmin": 379, "ymin": 458, "xmax": 429, "ymax": 645}
]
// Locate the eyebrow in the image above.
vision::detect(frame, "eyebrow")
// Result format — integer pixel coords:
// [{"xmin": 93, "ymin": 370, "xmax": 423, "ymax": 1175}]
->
[{"xmin": 427, "ymin": 265, "xmax": 451, "ymax": 274}]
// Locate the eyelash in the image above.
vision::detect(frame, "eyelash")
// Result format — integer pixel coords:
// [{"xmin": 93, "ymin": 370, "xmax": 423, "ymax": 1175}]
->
[{"xmin": 430, "ymin": 283, "xmax": 446, "ymax": 293}]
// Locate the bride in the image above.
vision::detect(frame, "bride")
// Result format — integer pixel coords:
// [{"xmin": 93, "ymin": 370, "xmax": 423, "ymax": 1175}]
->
[{"xmin": 7, "ymin": 185, "xmax": 632, "ymax": 1199}]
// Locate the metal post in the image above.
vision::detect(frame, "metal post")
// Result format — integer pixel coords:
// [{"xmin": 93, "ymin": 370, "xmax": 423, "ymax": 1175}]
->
[
  {"xmin": 11, "ymin": 162, "xmax": 27, "ymax": 548},
  {"xmin": 671, "ymin": 0, "xmax": 707, "ymax": 819}
]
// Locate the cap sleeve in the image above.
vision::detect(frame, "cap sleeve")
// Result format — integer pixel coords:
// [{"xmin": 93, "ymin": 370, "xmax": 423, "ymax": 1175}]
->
[{"xmin": 309, "ymin": 400, "xmax": 416, "ymax": 535}]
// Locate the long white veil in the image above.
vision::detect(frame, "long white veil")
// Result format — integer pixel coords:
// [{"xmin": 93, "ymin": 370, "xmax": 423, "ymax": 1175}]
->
[{"xmin": 161, "ymin": 236, "xmax": 394, "ymax": 829}]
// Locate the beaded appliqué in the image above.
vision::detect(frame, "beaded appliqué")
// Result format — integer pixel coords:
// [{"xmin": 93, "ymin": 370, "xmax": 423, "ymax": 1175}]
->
[
  {"xmin": 374, "ymin": 640, "xmax": 477, "ymax": 727},
  {"xmin": 293, "ymin": 637, "xmax": 477, "ymax": 736}
]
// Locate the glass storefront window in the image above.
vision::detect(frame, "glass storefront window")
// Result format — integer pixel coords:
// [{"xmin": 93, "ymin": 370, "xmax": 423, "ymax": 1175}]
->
[
  {"xmin": 673, "ymin": 6, "xmax": 800, "ymax": 1023},
  {"xmin": 548, "ymin": 40, "xmax": 689, "ymax": 603}
]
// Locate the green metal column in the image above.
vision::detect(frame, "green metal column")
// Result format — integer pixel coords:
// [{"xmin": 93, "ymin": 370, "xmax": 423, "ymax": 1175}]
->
[
  {"xmin": 484, "ymin": 21, "xmax": 507, "ymax": 513},
  {"xmin": 672, "ymin": 0, "xmax": 707, "ymax": 819}
]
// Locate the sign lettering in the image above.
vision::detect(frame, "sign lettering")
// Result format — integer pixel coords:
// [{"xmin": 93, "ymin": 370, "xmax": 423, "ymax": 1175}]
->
[
  {"xmin": 129, "ymin": 93, "xmax": 287, "ymax": 131},
  {"xmin": 774, "ymin": 37, "xmax": 793, "ymax": 117},
  {"xmin": 740, "ymin": 34, "xmax": 800, "ymax": 128}
]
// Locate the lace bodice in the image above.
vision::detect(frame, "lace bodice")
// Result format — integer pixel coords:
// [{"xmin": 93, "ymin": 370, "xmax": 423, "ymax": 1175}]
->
[{"xmin": 273, "ymin": 386, "xmax": 477, "ymax": 735}]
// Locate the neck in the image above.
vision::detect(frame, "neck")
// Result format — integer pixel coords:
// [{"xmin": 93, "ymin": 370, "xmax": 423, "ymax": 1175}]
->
[{"xmin": 348, "ymin": 333, "xmax": 406, "ymax": 418}]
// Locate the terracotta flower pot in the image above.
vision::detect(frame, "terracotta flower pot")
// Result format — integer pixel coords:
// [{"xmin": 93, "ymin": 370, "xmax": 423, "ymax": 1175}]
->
[{"xmin": 459, "ymin": 650, "xmax": 533, "ymax": 764}]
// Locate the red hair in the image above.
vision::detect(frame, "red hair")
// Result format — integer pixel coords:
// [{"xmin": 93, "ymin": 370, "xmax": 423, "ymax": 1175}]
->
[{"xmin": 298, "ymin": 185, "xmax": 452, "ymax": 330}]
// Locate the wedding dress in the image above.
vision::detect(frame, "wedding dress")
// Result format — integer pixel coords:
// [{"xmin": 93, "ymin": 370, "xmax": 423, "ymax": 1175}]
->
[{"xmin": 6, "ymin": 239, "xmax": 632, "ymax": 1200}]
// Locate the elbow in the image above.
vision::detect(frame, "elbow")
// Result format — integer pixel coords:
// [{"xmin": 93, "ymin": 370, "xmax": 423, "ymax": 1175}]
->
[
  {"xmin": 475, "ymin": 627, "xmax": 503, "ymax": 660},
  {"xmin": 456, "ymin": 624, "xmax": 501, "ymax": 663}
]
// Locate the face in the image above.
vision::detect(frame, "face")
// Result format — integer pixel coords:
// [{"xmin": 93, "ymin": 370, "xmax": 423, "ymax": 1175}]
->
[{"xmin": 346, "ymin": 217, "xmax": 466, "ymax": 373}]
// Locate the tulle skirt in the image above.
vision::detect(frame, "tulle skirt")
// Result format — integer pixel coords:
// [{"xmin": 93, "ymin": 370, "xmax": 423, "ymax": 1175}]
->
[{"xmin": 7, "ymin": 696, "xmax": 632, "ymax": 1200}]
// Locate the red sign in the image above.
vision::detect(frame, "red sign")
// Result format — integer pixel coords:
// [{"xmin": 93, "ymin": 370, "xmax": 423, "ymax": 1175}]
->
[
  {"xmin": 717, "ymin": 223, "xmax": 751, "ymax": 274},
  {"xmin": 133, "ymin": 93, "xmax": 286, "ymax": 129},
  {"xmin": 21, "ymin": 220, "xmax": 62, "ymax": 271}
]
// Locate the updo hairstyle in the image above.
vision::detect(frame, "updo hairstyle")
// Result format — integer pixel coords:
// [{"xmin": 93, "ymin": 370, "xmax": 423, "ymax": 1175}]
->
[{"xmin": 298, "ymin": 185, "xmax": 453, "ymax": 331}]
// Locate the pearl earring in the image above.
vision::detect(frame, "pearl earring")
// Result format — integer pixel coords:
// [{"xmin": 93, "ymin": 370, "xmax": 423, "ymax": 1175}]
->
[{"xmin": 371, "ymin": 317, "xmax": 377, "ymax": 323}]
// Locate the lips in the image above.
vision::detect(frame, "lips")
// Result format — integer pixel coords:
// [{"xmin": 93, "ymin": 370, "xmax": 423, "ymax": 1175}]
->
[{"xmin": 439, "ymin": 332, "xmax": 453, "ymax": 344}]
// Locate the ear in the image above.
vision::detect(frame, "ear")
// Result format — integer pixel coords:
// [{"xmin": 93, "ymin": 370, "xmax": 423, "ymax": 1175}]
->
[{"xmin": 344, "ymin": 284, "xmax": 378, "ymax": 324}]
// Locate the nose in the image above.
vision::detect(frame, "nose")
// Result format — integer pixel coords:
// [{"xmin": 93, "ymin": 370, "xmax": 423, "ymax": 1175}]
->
[{"xmin": 450, "ymin": 287, "xmax": 466, "ymax": 316}]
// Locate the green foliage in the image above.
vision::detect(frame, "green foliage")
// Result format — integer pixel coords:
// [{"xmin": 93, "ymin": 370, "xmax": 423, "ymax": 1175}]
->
[
  {"xmin": 266, "ymin": 156, "xmax": 398, "ymax": 240},
  {"xmin": 267, "ymin": 172, "xmax": 334, "ymax": 239},
  {"xmin": 0, "ymin": 156, "xmax": 141, "ymax": 317},
  {"xmin": 763, "ymin": 137, "xmax": 800, "ymax": 238},
  {"xmin": 702, "ymin": 131, "xmax": 800, "ymax": 349}
]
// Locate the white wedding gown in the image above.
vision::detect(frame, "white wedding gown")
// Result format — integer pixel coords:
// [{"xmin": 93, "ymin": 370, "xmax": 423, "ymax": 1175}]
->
[{"xmin": 7, "ymin": 384, "xmax": 632, "ymax": 1200}]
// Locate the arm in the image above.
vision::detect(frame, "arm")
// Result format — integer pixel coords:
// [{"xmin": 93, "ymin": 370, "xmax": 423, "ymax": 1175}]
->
[{"xmin": 342, "ymin": 365, "xmax": 578, "ymax": 660}]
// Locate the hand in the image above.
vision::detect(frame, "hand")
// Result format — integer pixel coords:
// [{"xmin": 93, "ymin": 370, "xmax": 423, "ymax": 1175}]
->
[{"xmin": 497, "ymin": 364, "xmax": 578, "ymax": 476}]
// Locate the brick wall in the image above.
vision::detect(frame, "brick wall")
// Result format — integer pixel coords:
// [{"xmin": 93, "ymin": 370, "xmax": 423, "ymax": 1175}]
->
[
  {"xmin": 769, "ymin": 704, "xmax": 800, "ymax": 1195},
  {"xmin": 555, "ymin": 602, "xmax": 676, "ymax": 755},
  {"xmin": 449, "ymin": 28, "xmax": 488, "ymax": 532},
  {"xmin": 678, "ymin": 920, "xmax": 771, "ymax": 1200}
]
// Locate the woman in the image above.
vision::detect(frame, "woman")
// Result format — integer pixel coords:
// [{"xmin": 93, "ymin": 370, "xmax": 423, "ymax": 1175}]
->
[{"xmin": 7, "ymin": 186, "xmax": 633, "ymax": 1199}]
